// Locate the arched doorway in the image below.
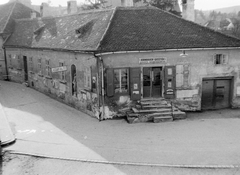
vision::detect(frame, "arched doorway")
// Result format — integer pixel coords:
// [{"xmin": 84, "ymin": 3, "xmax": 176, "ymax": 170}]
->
[{"xmin": 71, "ymin": 64, "xmax": 77, "ymax": 96}]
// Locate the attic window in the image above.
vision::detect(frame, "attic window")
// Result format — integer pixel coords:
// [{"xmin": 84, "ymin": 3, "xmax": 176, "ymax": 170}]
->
[
  {"xmin": 75, "ymin": 20, "xmax": 95, "ymax": 39},
  {"xmin": 34, "ymin": 25, "xmax": 45, "ymax": 35}
]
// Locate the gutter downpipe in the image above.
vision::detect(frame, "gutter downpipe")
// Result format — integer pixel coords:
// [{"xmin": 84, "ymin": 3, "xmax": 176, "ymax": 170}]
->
[{"xmin": 94, "ymin": 53, "xmax": 105, "ymax": 121}]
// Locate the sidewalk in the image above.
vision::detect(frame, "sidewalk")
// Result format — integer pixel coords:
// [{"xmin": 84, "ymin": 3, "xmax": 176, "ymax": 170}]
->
[{"xmin": 0, "ymin": 96, "xmax": 15, "ymax": 146}]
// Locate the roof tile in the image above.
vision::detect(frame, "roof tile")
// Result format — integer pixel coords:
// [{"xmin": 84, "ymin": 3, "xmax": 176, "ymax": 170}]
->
[
  {"xmin": 4, "ymin": 7, "xmax": 240, "ymax": 52},
  {"xmin": 99, "ymin": 7, "xmax": 240, "ymax": 52}
]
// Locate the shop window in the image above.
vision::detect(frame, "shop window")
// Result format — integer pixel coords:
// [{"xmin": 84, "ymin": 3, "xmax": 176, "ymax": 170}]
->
[
  {"xmin": 59, "ymin": 62, "xmax": 66, "ymax": 81},
  {"xmin": 45, "ymin": 59, "xmax": 51, "ymax": 77},
  {"xmin": 214, "ymin": 54, "xmax": 228, "ymax": 65},
  {"xmin": 114, "ymin": 68, "xmax": 129, "ymax": 93}
]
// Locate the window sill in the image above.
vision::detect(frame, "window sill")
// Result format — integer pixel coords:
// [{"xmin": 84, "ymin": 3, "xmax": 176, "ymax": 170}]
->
[
  {"xmin": 38, "ymin": 74, "xmax": 44, "ymax": 77},
  {"xmin": 45, "ymin": 76, "xmax": 52, "ymax": 79},
  {"xmin": 214, "ymin": 63, "xmax": 228, "ymax": 66}
]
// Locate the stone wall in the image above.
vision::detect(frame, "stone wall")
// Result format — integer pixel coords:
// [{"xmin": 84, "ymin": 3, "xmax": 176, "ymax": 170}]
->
[
  {"xmin": 5, "ymin": 48, "xmax": 100, "ymax": 119},
  {"xmin": 101, "ymin": 48, "xmax": 240, "ymax": 112}
]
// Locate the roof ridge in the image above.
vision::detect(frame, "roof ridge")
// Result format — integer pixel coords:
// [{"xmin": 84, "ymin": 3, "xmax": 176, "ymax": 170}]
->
[
  {"xmin": 96, "ymin": 7, "xmax": 116, "ymax": 50},
  {"xmin": 1, "ymin": 1, "xmax": 16, "ymax": 34},
  {"xmin": 14, "ymin": 8, "xmax": 113, "ymax": 22}
]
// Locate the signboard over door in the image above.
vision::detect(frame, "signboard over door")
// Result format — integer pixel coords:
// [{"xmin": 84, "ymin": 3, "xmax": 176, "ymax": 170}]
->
[
  {"xmin": 52, "ymin": 66, "xmax": 67, "ymax": 73},
  {"xmin": 139, "ymin": 57, "xmax": 167, "ymax": 64}
]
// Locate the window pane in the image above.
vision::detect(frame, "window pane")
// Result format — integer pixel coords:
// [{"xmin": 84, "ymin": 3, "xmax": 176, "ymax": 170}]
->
[
  {"xmin": 114, "ymin": 69, "xmax": 128, "ymax": 93},
  {"xmin": 121, "ymin": 69, "xmax": 128, "ymax": 93}
]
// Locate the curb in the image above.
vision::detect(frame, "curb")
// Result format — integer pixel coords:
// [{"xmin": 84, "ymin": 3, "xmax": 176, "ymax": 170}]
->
[{"xmin": 8, "ymin": 151, "xmax": 240, "ymax": 169}]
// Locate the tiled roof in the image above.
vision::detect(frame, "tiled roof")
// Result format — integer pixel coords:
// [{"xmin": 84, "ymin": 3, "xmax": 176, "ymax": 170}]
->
[
  {"xmin": 0, "ymin": 2, "xmax": 15, "ymax": 34},
  {"xmin": 4, "ymin": 6, "xmax": 240, "ymax": 52},
  {"xmin": 99, "ymin": 7, "xmax": 240, "ymax": 52},
  {"xmin": 5, "ymin": 9, "xmax": 113, "ymax": 51},
  {"xmin": 0, "ymin": 1, "xmax": 40, "ymax": 34}
]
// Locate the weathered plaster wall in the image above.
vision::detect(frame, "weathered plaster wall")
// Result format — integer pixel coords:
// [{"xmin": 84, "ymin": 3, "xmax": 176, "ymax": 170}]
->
[
  {"xmin": 5, "ymin": 48, "xmax": 100, "ymax": 118},
  {"xmin": 102, "ymin": 49, "xmax": 240, "ymax": 111}
]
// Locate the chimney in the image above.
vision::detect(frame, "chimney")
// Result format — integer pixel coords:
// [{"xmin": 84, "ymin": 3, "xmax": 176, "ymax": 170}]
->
[
  {"xmin": 67, "ymin": 0, "xmax": 77, "ymax": 14},
  {"xmin": 40, "ymin": 2, "xmax": 49, "ymax": 17},
  {"xmin": 121, "ymin": 0, "xmax": 133, "ymax": 7},
  {"xmin": 182, "ymin": 0, "xmax": 195, "ymax": 22},
  {"xmin": 31, "ymin": 11, "xmax": 37, "ymax": 19}
]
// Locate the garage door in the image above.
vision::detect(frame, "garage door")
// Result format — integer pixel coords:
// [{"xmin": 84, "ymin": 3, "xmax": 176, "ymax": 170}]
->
[{"xmin": 202, "ymin": 79, "xmax": 231, "ymax": 110}]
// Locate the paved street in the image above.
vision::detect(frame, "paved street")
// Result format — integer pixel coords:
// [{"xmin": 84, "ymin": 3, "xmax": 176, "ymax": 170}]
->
[{"xmin": 1, "ymin": 80, "xmax": 240, "ymax": 174}]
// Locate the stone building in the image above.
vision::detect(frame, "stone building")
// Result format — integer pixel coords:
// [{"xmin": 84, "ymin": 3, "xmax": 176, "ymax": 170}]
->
[
  {"xmin": 3, "ymin": 6, "xmax": 240, "ymax": 122},
  {"xmin": 0, "ymin": 1, "xmax": 40, "ymax": 80}
]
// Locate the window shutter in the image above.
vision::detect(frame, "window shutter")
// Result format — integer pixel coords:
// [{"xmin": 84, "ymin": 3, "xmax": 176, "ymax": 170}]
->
[
  {"xmin": 222, "ymin": 54, "xmax": 228, "ymax": 64},
  {"xmin": 164, "ymin": 66, "xmax": 176, "ymax": 99},
  {"xmin": 130, "ymin": 67, "xmax": 141, "ymax": 101},
  {"xmin": 183, "ymin": 64, "xmax": 189, "ymax": 88},
  {"xmin": 176, "ymin": 65, "xmax": 183, "ymax": 88},
  {"xmin": 106, "ymin": 68, "xmax": 114, "ymax": 97}
]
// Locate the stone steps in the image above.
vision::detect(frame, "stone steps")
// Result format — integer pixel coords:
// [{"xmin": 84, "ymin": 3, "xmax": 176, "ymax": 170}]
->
[
  {"xmin": 153, "ymin": 116, "xmax": 173, "ymax": 123},
  {"xmin": 126, "ymin": 99, "xmax": 186, "ymax": 124}
]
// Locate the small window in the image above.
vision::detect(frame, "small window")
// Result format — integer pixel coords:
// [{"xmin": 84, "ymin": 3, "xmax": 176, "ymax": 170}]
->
[
  {"xmin": 45, "ymin": 59, "xmax": 51, "ymax": 77},
  {"xmin": 38, "ymin": 58, "xmax": 42, "ymax": 74},
  {"xmin": 29, "ymin": 57, "xmax": 33, "ymax": 71},
  {"xmin": 84, "ymin": 67, "xmax": 91, "ymax": 89},
  {"xmin": 114, "ymin": 68, "xmax": 129, "ymax": 93},
  {"xmin": 59, "ymin": 62, "xmax": 66, "ymax": 81},
  {"xmin": 8, "ymin": 55, "xmax": 12, "ymax": 67},
  {"xmin": 17, "ymin": 55, "xmax": 21, "ymax": 69},
  {"xmin": 214, "ymin": 54, "xmax": 228, "ymax": 65}
]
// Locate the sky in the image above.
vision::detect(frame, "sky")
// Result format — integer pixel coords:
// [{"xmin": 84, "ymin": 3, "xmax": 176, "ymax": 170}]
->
[{"xmin": 0, "ymin": 0, "xmax": 240, "ymax": 10}]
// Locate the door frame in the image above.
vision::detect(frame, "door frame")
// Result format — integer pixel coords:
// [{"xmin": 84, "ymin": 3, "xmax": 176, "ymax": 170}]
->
[
  {"xmin": 141, "ymin": 66, "xmax": 163, "ymax": 98},
  {"xmin": 23, "ymin": 56, "xmax": 28, "ymax": 82},
  {"xmin": 201, "ymin": 76, "xmax": 233, "ymax": 110}
]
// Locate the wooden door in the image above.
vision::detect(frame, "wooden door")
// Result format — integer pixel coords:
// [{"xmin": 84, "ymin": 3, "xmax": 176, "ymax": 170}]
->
[
  {"xmin": 202, "ymin": 79, "xmax": 231, "ymax": 110},
  {"xmin": 143, "ymin": 67, "xmax": 151, "ymax": 98},
  {"xmin": 130, "ymin": 68, "xmax": 141, "ymax": 100},
  {"xmin": 152, "ymin": 67, "xmax": 162, "ymax": 97},
  {"xmin": 23, "ymin": 56, "xmax": 28, "ymax": 81},
  {"xmin": 202, "ymin": 80, "xmax": 214, "ymax": 109},
  {"xmin": 143, "ymin": 67, "xmax": 162, "ymax": 98},
  {"xmin": 214, "ymin": 79, "xmax": 231, "ymax": 109},
  {"xmin": 164, "ymin": 66, "xmax": 176, "ymax": 99}
]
